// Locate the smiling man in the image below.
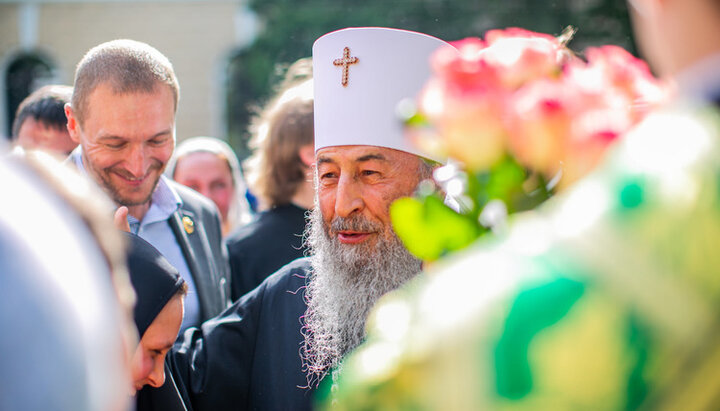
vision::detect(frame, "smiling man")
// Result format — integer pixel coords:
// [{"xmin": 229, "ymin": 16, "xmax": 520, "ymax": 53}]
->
[
  {"xmin": 166, "ymin": 28, "xmax": 452, "ymax": 411},
  {"xmin": 65, "ymin": 40, "xmax": 230, "ymax": 332}
]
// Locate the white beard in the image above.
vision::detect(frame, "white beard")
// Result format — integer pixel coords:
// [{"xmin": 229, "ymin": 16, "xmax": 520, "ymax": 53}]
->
[{"xmin": 300, "ymin": 207, "xmax": 422, "ymax": 388}]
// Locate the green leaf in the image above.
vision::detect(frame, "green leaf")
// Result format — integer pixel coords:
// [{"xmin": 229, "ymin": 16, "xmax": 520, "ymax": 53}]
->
[
  {"xmin": 390, "ymin": 195, "xmax": 481, "ymax": 261},
  {"xmin": 404, "ymin": 111, "xmax": 428, "ymax": 128},
  {"xmin": 485, "ymin": 157, "xmax": 527, "ymax": 204}
]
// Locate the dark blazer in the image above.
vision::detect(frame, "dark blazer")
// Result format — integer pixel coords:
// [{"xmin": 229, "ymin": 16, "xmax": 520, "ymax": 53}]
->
[{"xmin": 169, "ymin": 181, "xmax": 231, "ymax": 321}]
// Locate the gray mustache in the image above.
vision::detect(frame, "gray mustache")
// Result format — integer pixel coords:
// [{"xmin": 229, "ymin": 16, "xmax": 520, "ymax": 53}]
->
[{"xmin": 330, "ymin": 216, "xmax": 383, "ymax": 233}]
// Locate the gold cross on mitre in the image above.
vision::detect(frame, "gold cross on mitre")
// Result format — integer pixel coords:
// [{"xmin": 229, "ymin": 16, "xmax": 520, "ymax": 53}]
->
[{"xmin": 333, "ymin": 47, "xmax": 359, "ymax": 87}]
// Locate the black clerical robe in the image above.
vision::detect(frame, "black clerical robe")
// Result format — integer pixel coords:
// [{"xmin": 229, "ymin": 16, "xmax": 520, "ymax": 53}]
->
[
  {"xmin": 169, "ymin": 258, "xmax": 314, "ymax": 411},
  {"xmin": 226, "ymin": 204, "xmax": 309, "ymax": 301}
]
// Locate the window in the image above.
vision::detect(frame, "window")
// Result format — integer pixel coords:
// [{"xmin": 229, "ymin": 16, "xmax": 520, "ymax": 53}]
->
[{"xmin": 4, "ymin": 52, "xmax": 56, "ymax": 139}]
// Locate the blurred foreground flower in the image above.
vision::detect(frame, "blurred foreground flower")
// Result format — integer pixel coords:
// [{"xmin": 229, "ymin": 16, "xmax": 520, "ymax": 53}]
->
[
  {"xmin": 327, "ymin": 74, "xmax": 720, "ymax": 411},
  {"xmin": 393, "ymin": 28, "xmax": 666, "ymax": 262}
]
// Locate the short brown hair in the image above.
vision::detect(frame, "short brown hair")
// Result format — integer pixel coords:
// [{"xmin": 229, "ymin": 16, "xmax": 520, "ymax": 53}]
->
[
  {"xmin": 12, "ymin": 85, "xmax": 73, "ymax": 138},
  {"xmin": 71, "ymin": 39, "xmax": 179, "ymax": 126},
  {"xmin": 245, "ymin": 79, "xmax": 314, "ymax": 209}
]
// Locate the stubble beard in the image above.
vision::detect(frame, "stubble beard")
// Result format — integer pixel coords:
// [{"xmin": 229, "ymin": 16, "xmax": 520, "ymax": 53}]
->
[
  {"xmin": 88, "ymin": 155, "xmax": 164, "ymax": 207},
  {"xmin": 300, "ymin": 207, "xmax": 423, "ymax": 388}
]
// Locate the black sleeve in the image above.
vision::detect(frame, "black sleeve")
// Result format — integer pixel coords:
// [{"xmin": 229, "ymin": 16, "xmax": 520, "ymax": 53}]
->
[
  {"xmin": 168, "ymin": 281, "xmax": 268, "ymax": 411},
  {"xmin": 166, "ymin": 260, "xmax": 312, "ymax": 411},
  {"xmin": 227, "ymin": 240, "xmax": 247, "ymax": 302}
]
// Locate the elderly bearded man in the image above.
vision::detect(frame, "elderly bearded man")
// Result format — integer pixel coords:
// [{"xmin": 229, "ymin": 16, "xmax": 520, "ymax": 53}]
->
[
  {"xmin": 166, "ymin": 28, "xmax": 454, "ymax": 411},
  {"xmin": 65, "ymin": 40, "xmax": 231, "ymax": 333}
]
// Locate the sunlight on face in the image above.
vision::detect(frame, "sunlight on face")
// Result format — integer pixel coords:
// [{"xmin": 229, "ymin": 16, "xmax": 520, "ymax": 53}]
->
[
  {"xmin": 69, "ymin": 83, "xmax": 176, "ymax": 211},
  {"xmin": 173, "ymin": 151, "xmax": 235, "ymax": 221},
  {"xmin": 315, "ymin": 145, "xmax": 425, "ymax": 248},
  {"xmin": 16, "ymin": 117, "xmax": 77, "ymax": 155}
]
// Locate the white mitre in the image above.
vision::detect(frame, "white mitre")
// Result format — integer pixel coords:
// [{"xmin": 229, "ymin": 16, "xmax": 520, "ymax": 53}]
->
[{"xmin": 312, "ymin": 27, "xmax": 452, "ymax": 161}]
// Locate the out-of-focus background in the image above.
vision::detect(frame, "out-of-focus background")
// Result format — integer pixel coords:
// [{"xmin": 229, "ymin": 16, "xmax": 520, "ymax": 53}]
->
[{"xmin": 0, "ymin": 0, "xmax": 635, "ymax": 160}]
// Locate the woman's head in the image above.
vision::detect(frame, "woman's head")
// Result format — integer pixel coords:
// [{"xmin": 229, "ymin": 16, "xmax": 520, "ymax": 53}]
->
[
  {"xmin": 129, "ymin": 292, "xmax": 184, "ymax": 391},
  {"xmin": 168, "ymin": 137, "xmax": 252, "ymax": 235},
  {"xmin": 124, "ymin": 233, "xmax": 187, "ymax": 393}
]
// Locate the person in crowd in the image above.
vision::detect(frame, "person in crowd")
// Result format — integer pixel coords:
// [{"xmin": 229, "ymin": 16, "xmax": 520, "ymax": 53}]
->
[
  {"xmin": 326, "ymin": 0, "xmax": 720, "ymax": 409},
  {"xmin": 628, "ymin": 0, "xmax": 720, "ymax": 102},
  {"xmin": 225, "ymin": 77, "xmax": 314, "ymax": 300},
  {"xmin": 64, "ymin": 39, "xmax": 230, "ymax": 332},
  {"xmin": 124, "ymin": 232, "xmax": 189, "ymax": 411},
  {"xmin": 277, "ymin": 56, "xmax": 313, "ymax": 91},
  {"xmin": 168, "ymin": 136, "xmax": 253, "ymax": 237},
  {"xmin": 11, "ymin": 84, "xmax": 77, "ymax": 156},
  {"xmin": 0, "ymin": 148, "xmax": 133, "ymax": 411},
  {"xmin": 161, "ymin": 28, "xmax": 451, "ymax": 410}
]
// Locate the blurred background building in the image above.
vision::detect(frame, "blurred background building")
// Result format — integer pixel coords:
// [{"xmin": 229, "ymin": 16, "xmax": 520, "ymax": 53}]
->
[
  {"xmin": 0, "ymin": 0, "xmax": 259, "ymax": 146},
  {"xmin": 0, "ymin": 0, "xmax": 635, "ymax": 160}
]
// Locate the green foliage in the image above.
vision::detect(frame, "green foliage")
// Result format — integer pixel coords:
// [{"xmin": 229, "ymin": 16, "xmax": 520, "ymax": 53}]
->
[
  {"xmin": 390, "ymin": 155, "xmax": 553, "ymax": 262},
  {"xmin": 390, "ymin": 194, "xmax": 481, "ymax": 261},
  {"xmin": 470, "ymin": 156, "xmax": 530, "ymax": 216}
]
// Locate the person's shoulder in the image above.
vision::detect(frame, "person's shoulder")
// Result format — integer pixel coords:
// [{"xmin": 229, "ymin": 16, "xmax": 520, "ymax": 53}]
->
[
  {"xmin": 225, "ymin": 207, "xmax": 297, "ymax": 248},
  {"xmin": 225, "ymin": 215, "xmax": 264, "ymax": 247},
  {"xmin": 265, "ymin": 257, "xmax": 311, "ymax": 286},
  {"xmin": 253, "ymin": 257, "xmax": 311, "ymax": 296},
  {"xmin": 227, "ymin": 256, "xmax": 309, "ymax": 320}
]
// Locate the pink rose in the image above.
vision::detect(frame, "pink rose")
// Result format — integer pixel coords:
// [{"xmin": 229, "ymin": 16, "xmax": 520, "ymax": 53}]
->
[
  {"xmin": 506, "ymin": 78, "xmax": 572, "ymax": 177},
  {"xmin": 582, "ymin": 46, "xmax": 666, "ymax": 121},
  {"xmin": 417, "ymin": 76, "xmax": 508, "ymax": 169},
  {"xmin": 407, "ymin": 28, "xmax": 665, "ymax": 186},
  {"xmin": 432, "ymin": 38, "xmax": 500, "ymax": 97},
  {"xmin": 480, "ymin": 28, "xmax": 567, "ymax": 89}
]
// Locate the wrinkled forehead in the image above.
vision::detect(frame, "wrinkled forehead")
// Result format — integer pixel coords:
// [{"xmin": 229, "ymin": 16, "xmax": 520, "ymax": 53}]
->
[{"xmin": 315, "ymin": 144, "xmax": 421, "ymax": 167}]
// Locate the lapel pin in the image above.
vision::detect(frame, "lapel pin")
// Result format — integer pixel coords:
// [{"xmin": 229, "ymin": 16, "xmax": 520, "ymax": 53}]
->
[{"xmin": 182, "ymin": 216, "xmax": 195, "ymax": 234}]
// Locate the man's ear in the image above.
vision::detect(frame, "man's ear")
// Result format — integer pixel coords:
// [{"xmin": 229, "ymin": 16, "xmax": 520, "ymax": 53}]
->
[
  {"xmin": 65, "ymin": 103, "xmax": 81, "ymax": 143},
  {"xmin": 298, "ymin": 144, "xmax": 315, "ymax": 167}
]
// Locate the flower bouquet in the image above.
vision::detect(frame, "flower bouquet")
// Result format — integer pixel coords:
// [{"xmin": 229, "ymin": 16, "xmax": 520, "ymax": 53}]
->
[
  {"xmin": 326, "ymin": 27, "xmax": 720, "ymax": 411},
  {"xmin": 391, "ymin": 27, "xmax": 665, "ymax": 262}
]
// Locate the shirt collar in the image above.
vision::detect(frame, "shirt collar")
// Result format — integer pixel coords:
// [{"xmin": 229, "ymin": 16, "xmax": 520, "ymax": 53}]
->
[
  {"xmin": 69, "ymin": 146, "xmax": 86, "ymax": 173},
  {"xmin": 136, "ymin": 175, "xmax": 182, "ymax": 225}
]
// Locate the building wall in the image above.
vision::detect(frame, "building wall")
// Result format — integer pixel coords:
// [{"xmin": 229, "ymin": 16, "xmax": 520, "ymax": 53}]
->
[
  {"xmin": 0, "ymin": 0, "xmax": 246, "ymax": 142},
  {"xmin": 0, "ymin": 5, "xmax": 20, "ymax": 55}
]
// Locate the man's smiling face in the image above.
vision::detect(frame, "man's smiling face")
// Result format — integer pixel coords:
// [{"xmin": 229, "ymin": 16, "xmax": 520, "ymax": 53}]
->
[{"xmin": 67, "ymin": 82, "xmax": 175, "ymax": 210}]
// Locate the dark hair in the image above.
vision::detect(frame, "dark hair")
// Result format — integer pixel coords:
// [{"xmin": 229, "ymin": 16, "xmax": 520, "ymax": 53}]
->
[
  {"xmin": 12, "ymin": 85, "xmax": 72, "ymax": 138},
  {"xmin": 72, "ymin": 39, "xmax": 179, "ymax": 126}
]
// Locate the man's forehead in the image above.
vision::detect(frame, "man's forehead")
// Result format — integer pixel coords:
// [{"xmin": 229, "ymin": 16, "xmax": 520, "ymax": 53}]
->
[
  {"xmin": 81, "ymin": 83, "xmax": 176, "ymax": 135},
  {"xmin": 315, "ymin": 145, "xmax": 410, "ymax": 163},
  {"xmin": 88, "ymin": 81, "xmax": 173, "ymax": 102}
]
